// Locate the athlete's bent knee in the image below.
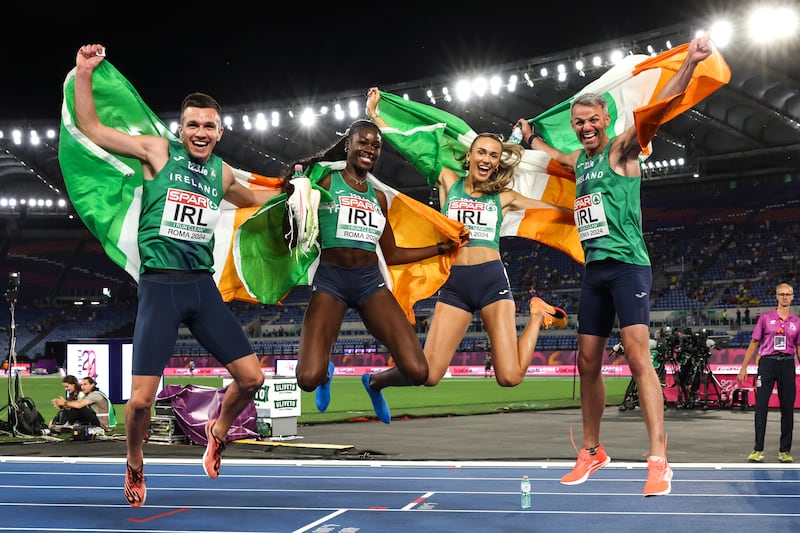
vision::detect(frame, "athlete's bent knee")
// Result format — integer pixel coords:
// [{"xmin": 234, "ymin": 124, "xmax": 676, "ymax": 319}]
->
[
  {"xmin": 495, "ymin": 374, "xmax": 522, "ymax": 387},
  {"xmin": 127, "ymin": 395, "xmax": 154, "ymax": 413},
  {"xmin": 236, "ymin": 372, "xmax": 265, "ymax": 396},
  {"xmin": 296, "ymin": 368, "xmax": 325, "ymax": 392},
  {"xmin": 408, "ymin": 366, "xmax": 429, "ymax": 386}
]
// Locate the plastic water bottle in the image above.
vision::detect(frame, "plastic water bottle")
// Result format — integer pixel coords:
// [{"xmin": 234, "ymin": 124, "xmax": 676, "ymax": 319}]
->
[
  {"xmin": 509, "ymin": 124, "xmax": 524, "ymax": 144},
  {"xmin": 520, "ymin": 475, "xmax": 531, "ymax": 509},
  {"xmin": 292, "ymin": 163, "xmax": 305, "ymax": 179}
]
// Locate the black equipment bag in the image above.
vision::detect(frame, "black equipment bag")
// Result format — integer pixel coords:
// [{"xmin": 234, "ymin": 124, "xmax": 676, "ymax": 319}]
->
[{"xmin": 9, "ymin": 396, "xmax": 47, "ymax": 435}]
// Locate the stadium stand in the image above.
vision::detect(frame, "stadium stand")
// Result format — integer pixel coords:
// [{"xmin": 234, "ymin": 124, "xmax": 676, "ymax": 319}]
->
[{"xmin": 1, "ymin": 172, "xmax": 796, "ymax": 370}]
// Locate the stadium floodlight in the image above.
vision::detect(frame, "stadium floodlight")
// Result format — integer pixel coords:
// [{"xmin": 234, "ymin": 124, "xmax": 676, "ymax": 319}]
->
[{"xmin": 748, "ymin": 5, "xmax": 798, "ymax": 43}]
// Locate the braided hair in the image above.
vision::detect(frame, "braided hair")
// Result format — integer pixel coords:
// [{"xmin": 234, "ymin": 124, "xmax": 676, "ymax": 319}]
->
[{"xmin": 283, "ymin": 120, "xmax": 381, "ymax": 179}]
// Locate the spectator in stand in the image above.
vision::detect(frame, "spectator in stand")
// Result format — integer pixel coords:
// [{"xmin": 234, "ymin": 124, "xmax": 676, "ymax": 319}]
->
[{"xmin": 737, "ymin": 282, "xmax": 799, "ymax": 463}]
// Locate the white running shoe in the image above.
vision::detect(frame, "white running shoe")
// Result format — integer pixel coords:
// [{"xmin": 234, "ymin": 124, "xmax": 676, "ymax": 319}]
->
[
  {"xmin": 284, "ymin": 176, "xmax": 318, "ymax": 255},
  {"xmin": 300, "ymin": 188, "xmax": 321, "ymax": 254}
]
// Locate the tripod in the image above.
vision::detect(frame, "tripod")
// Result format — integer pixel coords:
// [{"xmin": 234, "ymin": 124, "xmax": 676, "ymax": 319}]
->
[
  {"xmin": 2, "ymin": 272, "xmax": 21, "ymax": 436},
  {"xmin": 619, "ymin": 340, "xmax": 678, "ymax": 412},
  {"xmin": 675, "ymin": 352, "xmax": 730, "ymax": 410}
]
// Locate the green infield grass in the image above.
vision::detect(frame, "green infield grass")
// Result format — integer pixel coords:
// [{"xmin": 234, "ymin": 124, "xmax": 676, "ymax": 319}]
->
[{"xmin": 0, "ymin": 374, "xmax": 629, "ymax": 442}]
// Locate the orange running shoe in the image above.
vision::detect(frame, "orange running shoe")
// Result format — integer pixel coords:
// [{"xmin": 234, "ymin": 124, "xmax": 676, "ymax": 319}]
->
[
  {"xmin": 123, "ymin": 463, "xmax": 146, "ymax": 508},
  {"xmin": 203, "ymin": 418, "xmax": 226, "ymax": 479},
  {"xmin": 643, "ymin": 456, "xmax": 673, "ymax": 496},
  {"xmin": 560, "ymin": 444, "xmax": 611, "ymax": 485},
  {"xmin": 530, "ymin": 297, "xmax": 568, "ymax": 329}
]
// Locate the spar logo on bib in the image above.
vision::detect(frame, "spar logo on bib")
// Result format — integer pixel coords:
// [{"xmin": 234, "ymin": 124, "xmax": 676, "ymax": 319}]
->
[
  {"xmin": 449, "ymin": 199, "xmax": 486, "ymax": 211},
  {"xmin": 574, "ymin": 193, "xmax": 601, "ymax": 210},
  {"xmin": 340, "ymin": 195, "xmax": 374, "ymax": 211}
]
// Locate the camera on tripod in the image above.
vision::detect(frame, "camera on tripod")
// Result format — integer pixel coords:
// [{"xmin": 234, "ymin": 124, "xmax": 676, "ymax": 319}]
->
[
  {"xmin": 4, "ymin": 272, "xmax": 20, "ymax": 304},
  {"xmin": 621, "ymin": 325, "xmax": 730, "ymax": 411},
  {"xmin": 676, "ymin": 327, "xmax": 719, "ymax": 363}
]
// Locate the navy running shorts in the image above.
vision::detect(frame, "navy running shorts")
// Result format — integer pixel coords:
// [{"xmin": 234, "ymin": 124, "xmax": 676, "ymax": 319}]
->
[
  {"xmin": 577, "ymin": 259, "xmax": 652, "ymax": 336},
  {"xmin": 132, "ymin": 271, "xmax": 254, "ymax": 375},
  {"xmin": 436, "ymin": 260, "xmax": 513, "ymax": 313},
  {"xmin": 311, "ymin": 261, "xmax": 387, "ymax": 308}
]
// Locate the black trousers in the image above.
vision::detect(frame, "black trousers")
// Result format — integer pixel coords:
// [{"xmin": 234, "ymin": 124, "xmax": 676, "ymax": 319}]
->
[
  {"xmin": 754, "ymin": 356, "xmax": 796, "ymax": 453},
  {"xmin": 61, "ymin": 407, "xmax": 101, "ymax": 428}
]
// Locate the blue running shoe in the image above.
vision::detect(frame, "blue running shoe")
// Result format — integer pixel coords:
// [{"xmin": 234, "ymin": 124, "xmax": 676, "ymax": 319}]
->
[
  {"xmin": 361, "ymin": 373, "xmax": 391, "ymax": 424},
  {"xmin": 315, "ymin": 362, "xmax": 335, "ymax": 412}
]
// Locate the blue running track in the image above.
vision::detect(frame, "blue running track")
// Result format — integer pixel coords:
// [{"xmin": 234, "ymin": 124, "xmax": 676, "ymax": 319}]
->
[{"xmin": 0, "ymin": 457, "xmax": 798, "ymax": 532}]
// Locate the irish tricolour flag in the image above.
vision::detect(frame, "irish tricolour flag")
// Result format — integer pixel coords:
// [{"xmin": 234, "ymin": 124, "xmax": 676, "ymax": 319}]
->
[
  {"xmin": 58, "ymin": 61, "xmax": 466, "ymax": 322},
  {"xmin": 532, "ymin": 40, "xmax": 731, "ymax": 155},
  {"xmin": 375, "ymin": 40, "xmax": 730, "ymax": 266},
  {"xmin": 233, "ymin": 160, "xmax": 467, "ymax": 323},
  {"xmin": 59, "ymin": 61, "xmax": 288, "ymax": 304}
]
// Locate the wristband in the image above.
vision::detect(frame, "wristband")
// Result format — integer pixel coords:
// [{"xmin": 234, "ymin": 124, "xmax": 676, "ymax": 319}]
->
[
  {"xmin": 437, "ymin": 242, "xmax": 445, "ymax": 255},
  {"xmin": 527, "ymin": 132, "xmax": 546, "ymax": 147}
]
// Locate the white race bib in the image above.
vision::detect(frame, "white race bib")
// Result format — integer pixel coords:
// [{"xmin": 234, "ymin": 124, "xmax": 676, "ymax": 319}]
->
[
  {"xmin": 159, "ymin": 188, "xmax": 220, "ymax": 242},
  {"xmin": 574, "ymin": 192, "xmax": 609, "ymax": 241},
  {"xmin": 335, "ymin": 195, "xmax": 385, "ymax": 244},
  {"xmin": 446, "ymin": 198, "xmax": 499, "ymax": 242}
]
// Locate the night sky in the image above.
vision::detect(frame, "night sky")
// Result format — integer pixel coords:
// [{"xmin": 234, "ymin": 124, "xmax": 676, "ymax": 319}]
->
[{"xmin": 5, "ymin": 3, "xmax": 712, "ymax": 121}]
